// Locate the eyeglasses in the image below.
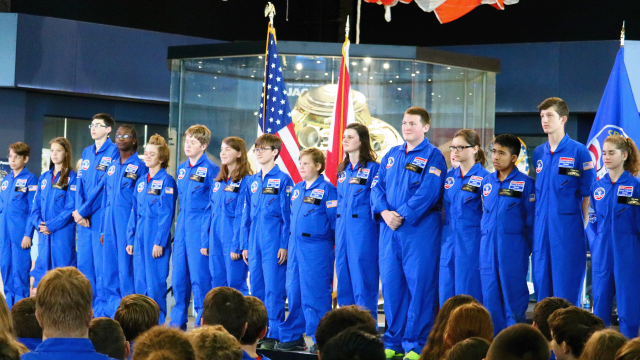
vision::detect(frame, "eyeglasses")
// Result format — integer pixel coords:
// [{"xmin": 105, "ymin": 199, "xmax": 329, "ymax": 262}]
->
[
  {"xmin": 7, "ymin": 154, "xmax": 22, "ymax": 160},
  {"xmin": 449, "ymin": 145, "xmax": 474, "ymax": 152},
  {"xmin": 116, "ymin": 134, "xmax": 132, "ymax": 139},
  {"xmin": 253, "ymin": 147, "xmax": 273, "ymax": 153},
  {"xmin": 88, "ymin": 124, "xmax": 108, "ymax": 129}
]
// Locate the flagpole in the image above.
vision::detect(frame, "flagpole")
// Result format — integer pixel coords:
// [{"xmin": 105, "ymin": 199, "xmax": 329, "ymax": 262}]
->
[
  {"xmin": 262, "ymin": 2, "xmax": 276, "ymax": 132},
  {"xmin": 621, "ymin": 21, "xmax": 625, "ymax": 48}
]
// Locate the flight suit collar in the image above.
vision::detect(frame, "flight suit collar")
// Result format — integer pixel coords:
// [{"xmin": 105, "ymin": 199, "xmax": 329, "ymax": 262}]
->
[
  {"xmin": 602, "ymin": 170, "xmax": 631, "ymax": 185},
  {"xmin": 348, "ymin": 160, "xmax": 365, "ymax": 172},
  {"xmin": 10, "ymin": 167, "xmax": 26, "ymax": 179},
  {"xmin": 150, "ymin": 168, "xmax": 167, "ymax": 180},
  {"xmin": 401, "ymin": 137, "xmax": 430, "ymax": 153},
  {"xmin": 121, "ymin": 152, "xmax": 140, "ymax": 166},
  {"xmin": 259, "ymin": 164, "xmax": 282, "ymax": 179},
  {"xmin": 93, "ymin": 137, "xmax": 114, "ymax": 155},
  {"xmin": 304, "ymin": 175, "xmax": 325, "ymax": 191},
  {"xmin": 34, "ymin": 338, "xmax": 98, "ymax": 353},
  {"xmin": 455, "ymin": 162, "xmax": 483, "ymax": 179},
  {"xmin": 190, "ymin": 152, "xmax": 208, "ymax": 168},
  {"xmin": 490, "ymin": 167, "xmax": 520, "ymax": 183},
  {"xmin": 544, "ymin": 133, "xmax": 571, "ymax": 154}
]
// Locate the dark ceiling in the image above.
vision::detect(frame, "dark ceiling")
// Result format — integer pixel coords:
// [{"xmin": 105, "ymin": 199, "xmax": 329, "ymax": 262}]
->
[{"xmin": 9, "ymin": 0, "xmax": 640, "ymax": 46}]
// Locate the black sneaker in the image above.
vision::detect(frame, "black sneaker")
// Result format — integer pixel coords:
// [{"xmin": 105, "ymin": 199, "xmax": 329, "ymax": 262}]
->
[
  {"xmin": 274, "ymin": 337, "xmax": 307, "ymax": 352},
  {"xmin": 309, "ymin": 344, "xmax": 318, "ymax": 354},
  {"xmin": 258, "ymin": 338, "xmax": 278, "ymax": 350}
]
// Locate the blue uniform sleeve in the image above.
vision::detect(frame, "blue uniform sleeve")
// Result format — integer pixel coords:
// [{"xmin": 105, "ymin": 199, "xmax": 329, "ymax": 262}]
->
[
  {"xmin": 24, "ymin": 175, "xmax": 38, "ymax": 237},
  {"xmin": 371, "ymin": 154, "xmax": 391, "ymax": 222},
  {"xmin": 232, "ymin": 180, "xmax": 250, "ymax": 253},
  {"xmin": 279, "ymin": 176, "xmax": 294, "ymax": 250},
  {"xmin": 45, "ymin": 176, "xmax": 77, "ymax": 233},
  {"xmin": 29, "ymin": 176, "xmax": 44, "ymax": 229},
  {"xmin": 524, "ymin": 178, "xmax": 536, "ymax": 252},
  {"xmin": 396, "ymin": 151, "xmax": 447, "ymax": 227},
  {"xmin": 589, "ymin": 182, "xmax": 597, "ymax": 235},
  {"xmin": 77, "ymin": 172, "xmax": 107, "ymax": 218},
  {"xmin": 201, "ymin": 188, "xmax": 214, "ymax": 250},
  {"xmin": 579, "ymin": 146, "xmax": 596, "ymax": 198},
  {"xmin": 126, "ymin": 183, "xmax": 139, "ymax": 247},
  {"xmin": 239, "ymin": 179, "xmax": 252, "ymax": 252},
  {"xmin": 325, "ymin": 184, "xmax": 338, "ymax": 233},
  {"xmin": 155, "ymin": 179, "xmax": 177, "ymax": 247}
]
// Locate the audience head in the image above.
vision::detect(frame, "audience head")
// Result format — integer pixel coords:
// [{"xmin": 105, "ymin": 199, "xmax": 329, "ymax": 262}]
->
[
  {"xmin": 548, "ymin": 307, "xmax": 605, "ymax": 360},
  {"xmin": 89, "ymin": 317, "xmax": 129, "ymax": 360},
  {"xmin": 239, "ymin": 296, "xmax": 268, "ymax": 346},
  {"xmin": 0, "ymin": 334, "xmax": 20, "ymax": 360},
  {"xmin": 486, "ymin": 324, "xmax": 550, "ymax": 360},
  {"xmin": 115, "ymin": 294, "xmax": 161, "ymax": 342},
  {"xmin": 35, "ymin": 267, "xmax": 93, "ymax": 338},
  {"xmin": 615, "ymin": 338, "xmax": 640, "ymax": 360},
  {"xmin": 133, "ymin": 326, "xmax": 194, "ymax": 360},
  {"xmin": 532, "ymin": 297, "xmax": 573, "ymax": 342},
  {"xmin": 442, "ymin": 337, "xmax": 491, "ymax": 360},
  {"xmin": 444, "ymin": 303, "xmax": 493, "ymax": 349},
  {"xmin": 11, "ymin": 297, "xmax": 42, "ymax": 339},
  {"xmin": 188, "ymin": 325, "xmax": 242, "ymax": 360},
  {"xmin": 580, "ymin": 329, "xmax": 627, "ymax": 360},
  {"xmin": 202, "ymin": 287, "xmax": 248, "ymax": 340},
  {"xmin": 316, "ymin": 305, "xmax": 377, "ymax": 353},
  {"xmin": 320, "ymin": 326, "xmax": 385, "ymax": 360},
  {"xmin": 0, "ymin": 294, "xmax": 14, "ymax": 337},
  {"xmin": 420, "ymin": 294, "xmax": 479, "ymax": 360}
]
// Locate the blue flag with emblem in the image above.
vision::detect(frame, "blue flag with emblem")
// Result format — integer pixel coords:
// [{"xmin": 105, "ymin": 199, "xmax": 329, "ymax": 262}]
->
[{"xmin": 586, "ymin": 47, "xmax": 640, "ymax": 180}]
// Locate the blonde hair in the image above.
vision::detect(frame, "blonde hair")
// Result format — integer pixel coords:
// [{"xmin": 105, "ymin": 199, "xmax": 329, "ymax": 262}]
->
[
  {"xmin": 300, "ymin": 148, "xmax": 326, "ymax": 175},
  {"xmin": 580, "ymin": 329, "xmax": 627, "ymax": 360},
  {"xmin": 188, "ymin": 325, "xmax": 242, "ymax": 360},
  {"xmin": 604, "ymin": 135, "xmax": 640, "ymax": 176},
  {"xmin": 147, "ymin": 134, "xmax": 171, "ymax": 169},
  {"xmin": 185, "ymin": 125, "xmax": 211, "ymax": 146}
]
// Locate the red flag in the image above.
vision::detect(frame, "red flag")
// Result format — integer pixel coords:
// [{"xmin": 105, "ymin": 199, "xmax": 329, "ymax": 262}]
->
[{"xmin": 326, "ymin": 37, "xmax": 356, "ymax": 185}]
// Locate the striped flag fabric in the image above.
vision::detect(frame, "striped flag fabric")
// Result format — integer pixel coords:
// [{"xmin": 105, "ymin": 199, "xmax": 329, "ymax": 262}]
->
[
  {"xmin": 325, "ymin": 36, "xmax": 356, "ymax": 185},
  {"xmin": 259, "ymin": 25, "xmax": 302, "ymax": 183}
]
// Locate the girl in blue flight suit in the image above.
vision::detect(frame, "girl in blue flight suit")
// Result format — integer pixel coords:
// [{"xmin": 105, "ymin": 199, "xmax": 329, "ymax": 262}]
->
[
  {"xmin": 441, "ymin": 129, "xmax": 488, "ymax": 305},
  {"xmin": 30, "ymin": 138, "xmax": 77, "ymax": 289},
  {"xmin": 126, "ymin": 134, "xmax": 177, "ymax": 324},
  {"xmin": 589, "ymin": 135, "xmax": 640, "ymax": 339},
  {"xmin": 276, "ymin": 148, "xmax": 337, "ymax": 353},
  {"xmin": 335, "ymin": 123, "xmax": 380, "ymax": 322},
  {"xmin": 200, "ymin": 136, "xmax": 253, "ymax": 295},
  {"xmin": 0, "ymin": 142, "xmax": 37, "ymax": 307}
]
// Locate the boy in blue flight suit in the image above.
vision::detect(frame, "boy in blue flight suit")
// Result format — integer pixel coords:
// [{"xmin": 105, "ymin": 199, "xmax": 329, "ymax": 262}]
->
[
  {"xmin": 100, "ymin": 125, "xmax": 147, "ymax": 318},
  {"xmin": 170, "ymin": 125, "xmax": 220, "ymax": 330},
  {"xmin": 480, "ymin": 134, "xmax": 535, "ymax": 335},
  {"xmin": 73, "ymin": 113, "xmax": 119, "ymax": 315},
  {"xmin": 371, "ymin": 107, "xmax": 447, "ymax": 360},
  {"xmin": 240, "ymin": 134, "xmax": 293, "ymax": 348},
  {"xmin": 532, "ymin": 98, "xmax": 595, "ymax": 305},
  {"xmin": 275, "ymin": 148, "xmax": 337, "ymax": 353},
  {"xmin": 0, "ymin": 142, "xmax": 37, "ymax": 308}
]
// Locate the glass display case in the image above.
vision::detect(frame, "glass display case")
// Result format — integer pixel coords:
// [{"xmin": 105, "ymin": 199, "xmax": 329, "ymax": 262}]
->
[{"xmin": 167, "ymin": 41, "xmax": 499, "ymax": 173}]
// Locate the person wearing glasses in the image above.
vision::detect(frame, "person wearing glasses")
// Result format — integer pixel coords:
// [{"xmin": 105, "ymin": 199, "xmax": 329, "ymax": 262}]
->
[
  {"xmin": 335, "ymin": 123, "xmax": 380, "ymax": 323},
  {"xmin": 126, "ymin": 134, "xmax": 177, "ymax": 324},
  {"xmin": 480, "ymin": 134, "xmax": 535, "ymax": 335},
  {"xmin": 240, "ymin": 134, "xmax": 293, "ymax": 350},
  {"xmin": 100, "ymin": 124, "xmax": 148, "ymax": 318},
  {"xmin": 30, "ymin": 138, "xmax": 77, "ymax": 292},
  {"xmin": 73, "ymin": 113, "xmax": 119, "ymax": 315},
  {"xmin": 200, "ymin": 137, "xmax": 253, "ymax": 294},
  {"xmin": 0, "ymin": 142, "xmax": 37, "ymax": 307},
  {"xmin": 440, "ymin": 129, "xmax": 488, "ymax": 306}
]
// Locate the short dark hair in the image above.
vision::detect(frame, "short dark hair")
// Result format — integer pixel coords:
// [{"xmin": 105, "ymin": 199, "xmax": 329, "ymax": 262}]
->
[
  {"xmin": 89, "ymin": 317, "xmax": 127, "ymax": 360},
  {"xmin": 532, "ymin": 297, "xmax": 572, "ymax": 341},
  {"xmin": 316, "ymin": 305, "xmax": 377, "ymax": 352},
  {"xmin": 92, "ymin": 113, "xmax": 116, "ymax": 131},
  {"xmin": 548, "ymin": 307, "xmax": 605, "ymax": 358},
  {"xmin": 405, "ymin": 107, "xmax": 431, "ymax": 126},
  {"xmin": 321, "ymin": 327, "xmax": 385, "ymax": 360},
  {"xmin": 486, "ymin": 324, "xmax": 550, "ymax": 360},
  {"xmin": 11, "ymin": 297, "xmax": 42, "ymax": 339},
  {"xmin": 239, "ymin": 296, "xmax": 268, "ymax": 345},
  {"xmin": 255, "ymin": 134, "xmax": 282, "ymax": 160},
  {"xmin": 8, "ymin": 142, "xmax": 30, "ymax": 158},
  {"xmin": 115, "ymin": 294, "xmax": 161, "ymax": 342},
  {"xmin": 537, "ymin": 97, "xmax": 569, "ymax": 118},
  {"xmin": 201, "ymin": 287, "xmax": 248, "ymax": 341},
  {"xmin": 443, "ymin": 337, "xmax": 491, "ymax": 360},
  {"xmin": 493, "ymin": 134, "xmax": 521, "ymax": 158}
]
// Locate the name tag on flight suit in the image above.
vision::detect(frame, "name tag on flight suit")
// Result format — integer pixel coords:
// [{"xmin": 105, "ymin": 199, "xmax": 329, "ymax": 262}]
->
[
  {"xmin": 303, "ymin": 188, "xmax": 324, "ymax": 205},
  {"xmin": 498, "ymin": 188, "xmax": 522, "ymax": 198},
  {"xmin": 190, "ymin": 167, "xmax": 207, "ymax": 183},
  {"xmin": 262, "ymin": 178, "xmax": 280, "ymax": 195},
  {"xmin": 124, "ymin": 165, "xmax": 139, "ymax": 180},
  {"xmin": 148, "ymin": 180, "xmax": 163, "ymax": 195},
  {"xmin": 96, "ymin": 157, "xmax": 111, "ymax": 171},
  {"xmin": 52, "ymin": 183, "xmax": 68, "ymax": 190},
  {"xmin": 405, "ymin": 157, "xmax": 427, "ymax": 175},
  {"xmin": 224, "ymin": 181, "xmax": 241, "ymax": 193}
]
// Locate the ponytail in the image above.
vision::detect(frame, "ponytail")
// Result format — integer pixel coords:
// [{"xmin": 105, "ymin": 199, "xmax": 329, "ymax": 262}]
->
[
  {"xmin": 604, "ymin": 135, "xmax": 640, "ymax": 176},
  {"xmin": 453, "ymin": 129, "xmax": 487, "ymax": 167}
]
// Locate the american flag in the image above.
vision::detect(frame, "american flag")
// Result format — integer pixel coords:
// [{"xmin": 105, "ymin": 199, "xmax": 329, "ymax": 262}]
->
[{"xmin": 259, "ymin": 26, "xmax": 301, "ymax": 183}]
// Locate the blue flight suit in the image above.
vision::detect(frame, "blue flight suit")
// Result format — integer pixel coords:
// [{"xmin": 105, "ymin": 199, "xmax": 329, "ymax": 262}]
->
[
  {"xmin": 370, "ymin": 138, "xmax": 447, "ymax": 354},
  {"xmin": 17, "ymin": 338, "xmax": 42, "ymax": 352},
  {"xmin": 0, "ymin": 168, "xmax": 37, "ymax": 308},
  {"xmin": 30, "ymin": 169, "xmax": 78, "ymax": 287},
  {"xmin": 589, "ymin": 171, "xmax": 640, "ymax": 338},
  {"xmin": 202, "ymin": 175, "xmax": 250, "ymax": 295},
  {"xmin": 336, "ymin": 161, "xmax": 380, "ymax": 321},
  {"xmin": 241, "ymin": 165, "xmax": 293, "ymax": 340},
  {"xmin": 279, "ymin": 176, "xmax": 337, "ymax": 343},
  {"xmin": 21, "ymin": 338, "xmax": 116, "ymax": 360},
  {"xmin": 101, "ymin": 153, "xmax": 147, "ymax": 318},
  {"xmin": 127, "ymin": 169, "xmax": 177, "ymax": 324},
  {"xmin": 532, "ymin": 134, "xmax": 595, "ymax": 304},
  {"xmin": 442, "ymin": 163, "xmax": 489, "ymax": 303},
  {"xmin": 439, "ymin": 186, "xmax": 454, "ymax": 307},
  {"xmin": 76, "ymin": 138, "xmax": 119, "ymax": 314},
  {"xmin": 480, "ymin": 170, "xmax": 535, "ymax": 334},
  {"xmin": 170, "ymin": 153, "xmax": 219, "ymax": 329}
]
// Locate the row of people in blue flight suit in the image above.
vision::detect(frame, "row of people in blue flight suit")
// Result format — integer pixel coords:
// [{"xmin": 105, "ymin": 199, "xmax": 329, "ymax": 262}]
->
[{"xmin": 1, "ymin": 98, "xmax": 639, "ymax": 358}]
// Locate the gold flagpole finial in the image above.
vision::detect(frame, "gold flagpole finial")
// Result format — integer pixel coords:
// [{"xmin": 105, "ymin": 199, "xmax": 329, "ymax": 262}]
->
[
  {"xmin": 621, "ymin": 21, "xmax": 625, "ymax": 47},
  {"xmin": 265, "ymin": 2, "xmax": 276, "ymax": 27}
]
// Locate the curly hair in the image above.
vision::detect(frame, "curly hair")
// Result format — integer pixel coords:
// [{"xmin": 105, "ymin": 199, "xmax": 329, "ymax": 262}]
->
[{"xmin": 188, "ymin": 325, "xmax": 242, "ymax": 360}]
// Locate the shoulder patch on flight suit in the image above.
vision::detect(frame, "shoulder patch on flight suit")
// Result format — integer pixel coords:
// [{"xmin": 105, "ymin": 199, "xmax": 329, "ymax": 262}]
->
[
  {"xmin": 483, "ymin": 184, "xmax": 492, "ymax": 196},
  {"xmin": 70, "ymin": 185, "xmax": 77, "ymax": 191},
  {"xmin": 96, "ymin": 157, "xmax": 111, "ymax": 171},
  {"xmin": 594, "ymin": 187, "xmax": 605, "ymax": 201},
  {"xmin": 444, "ymin": 177, "xmax": 454, "ymax": 189},
  {"xmin": 165, "ymin": 187, "xmax": 174, "ymax": 194},
  {"xmin": 386, "ymin": 157, "xmax": 394, "ymax": 169},
  {"xmin": 29, "ymin": 185, "xmax": 38, "ymax": 192},
  {"xmin": 583, "ymin": 161, "xmax": 594, "ymax": 170},
  {"xmin": 617, "ymin": 186, "xmax": 633, "ymax": 197},
  {"xmin": 429, "ymin": 167, "xmax": 441, "ymax": 177},
  {"xmin": 326, "ymin": 200, "xmax": 337, "ymax": 208},
  {"xmin": 178, "ymin": 168, "xmax": 186, "ymax": 180},
  {"xmin": 536, "ymin": 160, "xmax": 543, "ymax": 173},
  {"xmin": 291, "ymin": 189, "xmax": 300, "ymax": 200}
]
